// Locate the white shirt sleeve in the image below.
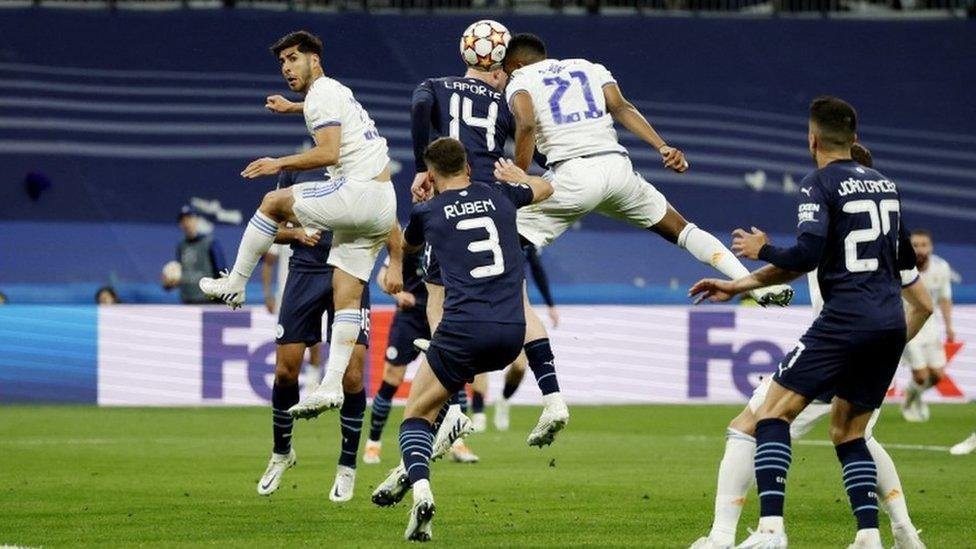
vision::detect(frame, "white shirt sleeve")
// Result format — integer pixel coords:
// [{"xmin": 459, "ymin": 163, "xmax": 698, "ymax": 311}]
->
[
  {"xmin": 304, "ymin": 83, "xmax": 342, "ymax": 132},
  {"xmin": 937, "ymin": 262, "xmax": 953, "ymax": 301},
  {"xmin": 900, "ymin": 267, "xmax": 920, "ymax": 288},
  {"xmin": 591, "ymin": 62, "xmax": 617, "ymax": 88},
  {"xmin": 505, "ymin": 71, "xmax": 531, "ymax": 106}
]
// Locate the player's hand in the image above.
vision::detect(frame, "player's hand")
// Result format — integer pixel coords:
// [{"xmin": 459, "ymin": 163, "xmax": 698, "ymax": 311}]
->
[
  {"xmin": 411, "ymin": 172, "xmax": 433, "ymax": 203},
  {"xmin": 659, "ymin": 145, "xmax": 689, "ymax": 173},
  {"xmin": 264, "ymin": 294, "xmax": 275, "ymax": 314},
  {"xmin": 689, "ymin": 278, "xmax": 738, "ymax": 304},
  {"xmin": 494, "ymin": 158, "xmax": 528, "ymax": 184},
  {"xmin": 394, "ymin": 291, "xmax": 417, "ymax": 310},
  {"xmin": 241, "ymin": 157, "xmax": 283, "ymax": 179},
  {"xmin": 266, "ymin": 95, "xmax": 299, "ymax": 114},
  {"xmin": 731, "ymin": 227, "xmax": 769, "ymax": 260},
  {"xmin": 946, "ymin": 328, "xmax": 956, "ymax": 343},
  {"xmin": 383, "ymin": 264, "xmax": 404, "ymax": 296},
  {"xmin": 548, "ymin": 306, "xmax": 560, "ymax": 328},
  {"xmin": 293, "ymin": 228, "xmax": 321, "ymax": 247}
]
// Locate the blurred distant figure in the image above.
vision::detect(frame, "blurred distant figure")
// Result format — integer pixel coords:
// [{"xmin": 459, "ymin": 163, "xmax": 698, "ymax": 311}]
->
[
  {"xmin": 95, "ymin": 286, "xmax": 120, "ymax": 305},
  {"xmin": 0, "ymin": 291, "xmax": 7, "ymax": 305},
  {"xmin": 163, "ymin": 205, "xmax": 228, "ymax": 304}
]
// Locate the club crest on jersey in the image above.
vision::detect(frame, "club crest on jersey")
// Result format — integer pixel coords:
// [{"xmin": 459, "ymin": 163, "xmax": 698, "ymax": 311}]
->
[{"xmin": 443, "ymin": 198, "xmax": 496, "ymax": 219}]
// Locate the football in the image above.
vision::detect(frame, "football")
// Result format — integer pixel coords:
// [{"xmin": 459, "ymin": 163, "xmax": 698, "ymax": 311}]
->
[
  {"xmin": 459, "ymin": 20, "xmax": 511, "ymax": 72},
  {"xmin": 162, "ymin": 260, "xmax": 182, "ymax": 285}
]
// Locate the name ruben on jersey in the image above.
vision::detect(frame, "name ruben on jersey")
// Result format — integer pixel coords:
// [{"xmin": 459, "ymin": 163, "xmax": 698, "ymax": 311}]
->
[{"xmin": 444, "ymin": 198, "xmax": 497, "ymax": 220}]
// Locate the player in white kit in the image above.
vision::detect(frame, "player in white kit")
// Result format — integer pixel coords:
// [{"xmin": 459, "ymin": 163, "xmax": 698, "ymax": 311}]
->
[
  {"xmin": 198, "ymin": 31, "xmax": 403, "ymax": 417},
  {"xmin": 900, "ymin": 230, "xmax": 956, "ymax": 423}
]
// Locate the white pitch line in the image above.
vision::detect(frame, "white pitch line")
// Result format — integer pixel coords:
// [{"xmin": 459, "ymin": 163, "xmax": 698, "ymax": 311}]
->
[{"xmin": 796, "ymin": 439, "xmax": 951, "ymax": 453}]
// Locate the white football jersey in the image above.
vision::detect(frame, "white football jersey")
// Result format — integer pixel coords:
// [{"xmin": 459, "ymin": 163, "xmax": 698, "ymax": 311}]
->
[
  {"xmin": 505, "ymin": 58, "xmax": 626, "ymax": 164},
  {"xmin": 916, "ymin": 254, "xmax": 953, "ymax": 337},
  {"xmin": 304, "ymin": 76, "xmax": 390, "ymax": 181}
]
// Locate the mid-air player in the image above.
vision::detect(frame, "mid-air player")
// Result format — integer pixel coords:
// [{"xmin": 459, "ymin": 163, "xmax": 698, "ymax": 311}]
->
[
  {"xmin": 900, "ymin": 229, "xmax": 956, "ymax": 422},
  {"xmin": 198, "ymin": 31, "xmax": 403, "ymax": 419},
  {"xmin": 409, "ymin": 20, "xmax": 569, "ymax": 447},
  {"xmin": 688, "ymin": 144, "xmax": 930, "ymax": 549},
  {"xmin": 394, "ymin": 137, "xmax": 553, "ymax": 542},
  {"xmin": 689, "ymin": 96, "xmax": 917, "ymax": 548},
  {"xmin": 256, "ymin": 167, "xmax": 372, "ymax": 502}
]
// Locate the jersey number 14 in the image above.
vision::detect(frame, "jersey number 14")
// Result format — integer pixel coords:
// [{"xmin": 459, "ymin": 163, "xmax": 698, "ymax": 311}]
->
[{"xmin": 449, "ymin": 93, "xmax": 498, "ymax": 151}]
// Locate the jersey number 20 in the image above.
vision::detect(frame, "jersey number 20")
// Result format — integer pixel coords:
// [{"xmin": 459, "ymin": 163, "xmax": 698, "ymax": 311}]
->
[
  {"xmin": 450, "ymin": 94, "xmax": 498, "ymax": 151},
  {"xmin": 456, "ymin": 216, "xmax": 505, "ymax": 279},
  {"xmin": 843, "ymin": 199, "xmax": 900, "ymax": 273}
]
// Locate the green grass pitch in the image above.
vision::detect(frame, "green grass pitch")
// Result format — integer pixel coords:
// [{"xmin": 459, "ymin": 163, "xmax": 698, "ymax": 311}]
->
[{"xmin": 1, "ymin": 404, "xmax": 974, "ymax": 547}]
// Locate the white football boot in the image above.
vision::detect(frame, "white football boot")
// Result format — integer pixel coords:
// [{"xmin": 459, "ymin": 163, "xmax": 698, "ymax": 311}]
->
[
  {"xmin": 404, "ymin": 480, "xmax": 435, "ymax": 542},
  {"xmin": 847, "ymin": 528, "xmax": 883, "ymax": 549},
  {"xmin": 431, "ymin": 404, "xmax": 474, "ymax": 461},
  {"xmin": 198, "ymin": 271, "xmax": 245, "ymax": 310},
  {"xmin": 891, "ymin": 524, "xmax": 926, "ymax": 548},
  {"xmin": 527, "ymin": 393, "xmax": 569, "ymax": 447},
  {"xmin": 471, "ymin": 412, "xmax": 488, "ymax": 433},
  {"xmin": 690, "ymin": 536, "xmax": 734, "ymax": 549},
  {"xmin": 363, "ymin": 439, "xmax": 382, "ymax": 465},
  {"xmin": 750, "ymin": 285, "xmax": 794, "ymax": 308},
  {"xmin": 448, "ymin": 438, "xmax": 479, "ymax": 463},
  {"xmin": 288, "ymin": 371, "xmax": 344, "ymax": 419},
  {"xmin": 328, "ymin": 465, "xmax": 356, "ymax": 502},
  {"xmin": 736, "ymin": 530, "xmax": 788, "ymax": 549},
  {"xmin": 372, "ymin": 462, "xmax": 410, "ymax": 507},
  {"xmin": 494, "ymin": 398, "xmax": 511, "ymax": 431},
  {"xmin": 256, "ymin": 449, "xmax": 296, "ymax": 496},
  {"xmin": 950, "ymin": 432, "xmax": 976, "ymax": 455}
]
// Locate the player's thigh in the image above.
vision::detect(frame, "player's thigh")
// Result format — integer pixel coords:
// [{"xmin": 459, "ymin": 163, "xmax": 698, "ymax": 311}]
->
[
  {"xmin": 425, "ymin": 283, "xmax": 445, "ymax": 331},
  {"xmin": 791, "ymin": 402, "xmax": 832, "ymax": 439},
  {"xmin": 329, "ymin": 233, "xmax": 385, "ymax": 286},
  {"xmin": 771, "ymin": 325, "xmax": 851, "ymax": 411},
  {"xmin": 471, "ymin": 373, "xmax": 489, "ymax": 393},
  {"xmin": 383, "ymin": 362, "xmax": 408, "ymax": 385},
  {"xmin": 594, "ymin": 156, "xmax": 668, "ymax": 230},
  {"xmin": 901, "ymin": 337, "xmax": 928, "ymax": 372},
  {"xmin": 829, "ymin": 396, "xmax": 876, "ymax": 445},
  {"xmin": 517, "ymin": 162, "xmax": 600, "ymax": 247},
  {"xmin": 755, "ymin": 379, "xmax": 812, "ymax": 423},
  {"xmin": 923, "ymin": 339, "xmax": 947, "ymax": 369},
  {"xmin": 835, "ymin": 328, "xmax": 906, "ymax": 411},
  {"xmin": 277, "ymin": 271, "xmax": 330, "ymax": 349}
]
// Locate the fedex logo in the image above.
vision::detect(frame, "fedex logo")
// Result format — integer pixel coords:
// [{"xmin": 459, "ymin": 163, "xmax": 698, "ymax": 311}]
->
[
  {"xmin": 688, "ymin": 311, "xmax": 785, "ymax": 398},
  {"xmin": 201, "ymin": 311, "xmax": 278, "ymax": 401}
]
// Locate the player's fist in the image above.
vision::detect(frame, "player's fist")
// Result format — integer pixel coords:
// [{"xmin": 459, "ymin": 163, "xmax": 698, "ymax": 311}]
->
[
  {"xmin": 689, "ymin": 278, "xmax": 738, "ymax": 304},
  {"xmin": 659, "ymin": 145, "xmax": 689, "ymax": 173},
  {"xmin": 241, "ymin": 157, "xmax": 283, "ymax": 179},
  {"xmin": 266, "ymin": 95, "xmax": 299, "ymax": 114},
  {"xmin": 394, "ymin": 291, "xmax": 417, "ymax": 310},
  {"xmin": 731, "ymin": 227, "xmax": 769, "ymax": 260},
  {"xmin": 295, "ymin": 228, "xmax": 321, "ymax": 247},
  {"xmin": 383, "ymin": 261, "xmax": 404, "ymax": 295},
  {"xmin": 411, "ymin": 172, "xmax": 433, "ymax": 203},
  {"xmin": 494, "ymin": 158, "xmax": 528, "ymax": 184}
]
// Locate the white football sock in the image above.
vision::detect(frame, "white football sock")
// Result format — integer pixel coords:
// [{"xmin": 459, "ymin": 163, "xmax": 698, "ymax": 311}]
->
[
  {"xmin": 867, "ymin": 437, "xmax": 914, "ymax": 530},
  {"xmin": 758, "ymin": 516, "xmax": 784, "ymax": 534},
  {"xmin": 709, "ymin": 428, "xmax": 756, "ymax": 545},
  {"xmin": 320, "ymin": 309, "xmax": 362, "ymax": 389},
  {"xmin": 678, "ymin": 224, "xmax": 751, "ymax": 280},
  {"xmin": 228, "ymin": 211, "xmax": 278, "ymax": 289}
]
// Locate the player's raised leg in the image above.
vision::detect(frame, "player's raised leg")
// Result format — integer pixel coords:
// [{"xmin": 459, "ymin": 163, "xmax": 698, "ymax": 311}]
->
[{"xmin": 258, "ymin": 341, "xmax": 304, "ymax": 496}]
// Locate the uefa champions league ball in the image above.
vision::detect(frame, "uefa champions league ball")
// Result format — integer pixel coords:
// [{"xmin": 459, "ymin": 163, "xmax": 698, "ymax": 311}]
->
[{"xmin": 459, "ymin": 20, "xmax": 511, "ymax": 72}]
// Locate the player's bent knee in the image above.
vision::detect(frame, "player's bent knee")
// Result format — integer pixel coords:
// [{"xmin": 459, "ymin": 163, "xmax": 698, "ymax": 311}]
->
[
  {"xmin": 274, "ymin": 362, "xmax": 301, "ymax": 386},
  {"xmin": 383, "ymin": 363, "xmax": 406, "ymax": 385},
  {"xmin": 912, "ymin": 369, "xmax": 928, "ymax": 385},
  {"xmin": 729, "ymin": 407, "xmax": 758, "ymax": 436},
  {"xmin": 829, "ymin": 424, "xmax": 865, "ymax": 446},
  {"xmin": 930, "ymin": 368, "xmax": 945, "ymax": 384}
]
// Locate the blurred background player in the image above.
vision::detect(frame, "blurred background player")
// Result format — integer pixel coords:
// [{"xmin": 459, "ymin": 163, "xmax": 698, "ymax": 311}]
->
[
  {"xmin": 163, "ymin": 205, "xmax": 227, "ymax": 304},
  {"xmin": 199, "ymin": 31, "xmax": 402, "ymax": 419},
  {"xmin": 95, "ymin": 286, "xmax": 120, "ymax": 305},
  {"xmin": 261, "ymin": 167, "xmax": 328, "ymax": 391},
  {"xmin": 256, "ymin": 166, "xmax": 372, "ymax": 503},
  {"xmin": 409, "ymin": 20, "xmax": 569, "ymax": 448},
  {"xmin": 395, "ymin": 138, "xmax": 553, "ymax": 542},
  {"xmin": 901, "ymin": 229, "xmax": 956, "ymax": 422}
]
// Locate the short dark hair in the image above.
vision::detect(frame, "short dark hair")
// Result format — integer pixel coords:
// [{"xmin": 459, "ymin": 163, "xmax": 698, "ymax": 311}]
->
[
  {"xmin": 849, "ymin": 143, "xmax": 873, "ymax": 168},
  {"xmin": 95, "ymin": 285, "xmax": 120, "ymax": 304},
  {"xmin": 910, "ymin": 229, "xmax": 932, "ymax": 239},
  {"xmin": 271, "ymin": 31, "xmax": 323, "ymax": 58},
  {"xmin": 423, "ymin": 137, "xmax": 468, "ymax": 177},
  {"xmin": 809, "ymin": 96, "xmax": 857, "ymax": 150},
  {"xmin": 505, "ymin": 33, "xmax": 547, "ymax": 63}
]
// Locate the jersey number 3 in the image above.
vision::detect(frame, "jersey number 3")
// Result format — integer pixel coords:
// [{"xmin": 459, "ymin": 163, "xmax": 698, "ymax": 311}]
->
[
  {"xmin": 843, "ymin": 199, "xmax": 900, "ymax": 273},
  {"xmin": 456, "ymin": 216, "xmax": 505, "ymax": 279},
  {"xmin": 450, "ymin": 93, "xmax": 498, "ymax": 151}
]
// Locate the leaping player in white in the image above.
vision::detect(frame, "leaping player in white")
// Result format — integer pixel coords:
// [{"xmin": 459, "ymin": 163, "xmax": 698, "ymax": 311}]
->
[
  {"xmin": 495, "ymin": 34, "xmax": 795, "ymax": 307},
  {"xmin": 199, "ymin": 30, "xmax": 403, "ymax": 417}
]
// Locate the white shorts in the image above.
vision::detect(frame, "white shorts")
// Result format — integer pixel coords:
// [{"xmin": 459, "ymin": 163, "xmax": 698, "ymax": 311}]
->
[
  {"xmin": 516, "ymin": 153, "xmax": 668, "ymax": 247},
  {"xmin": 747, "ymin": 377, "xmax": 881, "ymax": 440},
  {"xmin": 291, "ymin": 178, "xmax": 396, "ymax": 282},
  {"xmin": 902, "ymin": 333, "xmax": 946, "ymax": 370}
]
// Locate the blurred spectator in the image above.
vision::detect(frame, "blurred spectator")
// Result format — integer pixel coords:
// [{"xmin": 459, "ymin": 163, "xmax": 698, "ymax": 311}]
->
[
  {"xmin": 95, "ymin": 286, "xmax": 121, "ymax": 305},
  {"xmin": 0, "ymin": 291, "xmax": 7, "ymax": 305},
  {"xmin": 162, "ymin": 205, "xmax": 228, "ymax": 304}
]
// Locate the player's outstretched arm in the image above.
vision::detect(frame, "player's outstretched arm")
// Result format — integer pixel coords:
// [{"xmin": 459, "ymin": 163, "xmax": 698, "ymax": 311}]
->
[
  {"xmin": 410, "ymin": 82, "xmax": 435, "ymax": 202},
  {"xmin": 509, "ymin": 92, "xmax": 538, "ymax": 171},
  {"xmin": 902, "ymin": 274, "xmax": 934, "ymax": 341},
  {"xmin": 242, "ymin": 127, "xmax": 340, "ymax": 178},
  {"xmin": 690, "ymin": 264, "xmax": 802, "ymax": 304},
  {"xmin": 266, "ymin": 95, "xmax": 304, "ymax": 114},
  {"xmin": 603, "ymin": 84, "xmax": 687, "ymax": 173},
  {"xmin": 383, "ymin": 221, "xmax": 405, "ymax": 295},
  {"xmin": 494, "ymin": 159, "xmax": 553, "ymax": 203}
]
